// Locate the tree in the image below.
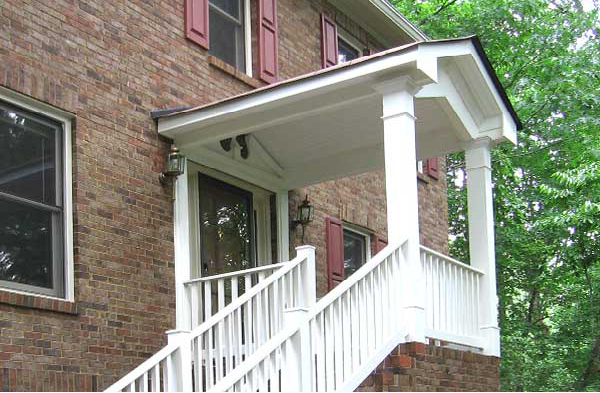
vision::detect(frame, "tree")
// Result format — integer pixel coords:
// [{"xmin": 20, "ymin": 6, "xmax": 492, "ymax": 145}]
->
[{"xmin": 390, "ymin": 0, "xmax": 600, "ymax": 390}]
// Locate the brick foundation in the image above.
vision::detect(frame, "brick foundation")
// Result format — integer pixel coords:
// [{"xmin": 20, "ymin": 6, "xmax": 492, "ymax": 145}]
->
[{"xmin": 357, "ymin": 342, "xmax": 500, "ymax": 392}]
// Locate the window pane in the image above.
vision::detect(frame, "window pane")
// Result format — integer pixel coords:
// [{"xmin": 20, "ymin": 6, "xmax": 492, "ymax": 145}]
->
[
  {"xmin": 210, "ymin": 0, "xmax": 240, "ymax": 20},
  {"xmin": 209, "ymin": 5, "xmax": 246, "ymax": 71},
  {"xmin": 199, "ymin": 175, "xmax": 254, "ymax": 277},
  {"xmin": 344, "ymin": 230, "xmax": 366, "ymax": 278},
  {"xmin": 0, "ymin": 198, "xmax": 55, "ymax": 289},
  {"xmin": 0, "ymin": 107, "xmax": 58, "ymax": 206},
  {"xmin": 338, "ymin": 38, "xmax": 360, "ymax": 63}
]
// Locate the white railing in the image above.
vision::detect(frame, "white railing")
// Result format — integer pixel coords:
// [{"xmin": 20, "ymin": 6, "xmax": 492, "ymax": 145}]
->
[
  {"xmin": 184, "ymin": 263, "xmax": 287, "ymax": 329},
  {"xmin": 420, "ymin": 245, "xmax": 484, "ymax": 348},
  {"xmin": 210, "ymin": 241, "xmax": 408, "ymax": 392},
  {"xmin": 106, "ymin": 246, "xmax": 316, "ymax": 392}
]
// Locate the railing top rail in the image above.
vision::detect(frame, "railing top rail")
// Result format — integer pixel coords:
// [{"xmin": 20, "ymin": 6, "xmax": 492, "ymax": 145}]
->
[
  {"xmin": 188, "ymin": 254, "xmax": 305, "ymax": 340},
  {"xmin": 183, "ymin": 262, "xmax": 288, "ymax": 285},
  {"xmin": 105, "ymin": 343, "xmax": 179, "ymax": 392},
  {"xmin": 419, "ymin": 245, "xmax": 484, "ymax": 275},
  {"xmin": 305, "ymin": 240, "xmax": 404, "ymax": 321}
]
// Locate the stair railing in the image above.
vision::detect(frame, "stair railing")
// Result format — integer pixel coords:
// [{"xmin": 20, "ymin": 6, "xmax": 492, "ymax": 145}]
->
[
  {"xmin": 420, "ymin": 245, "xmax": 485, "ymax": 349},
  {"xmin": 184, "ymin": 262, "xmax": 288, "ymax": 329},
  {"xmin": 210, "ymin": 240, "xmax": 409, "ymax": 392},
  {"xmin": 105, "ymin": 246, "xmax": 316, "ymax": 392}
]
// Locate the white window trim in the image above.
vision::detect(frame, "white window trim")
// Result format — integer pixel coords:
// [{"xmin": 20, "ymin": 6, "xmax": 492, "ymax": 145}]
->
[
  {"xmin": 0, "ymin": 86, "xmax": 75, "ymax": 302},
  {"xmin": 417, "ymin": 160, "xmax": 424, "ymax": 174}
]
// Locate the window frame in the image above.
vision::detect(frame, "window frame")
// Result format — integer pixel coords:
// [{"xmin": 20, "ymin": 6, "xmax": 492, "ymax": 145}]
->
[
  {"xmin": 337, "ymin": 30, "xmax": 363, "ymax": 64},
  {"xmin": 0, "ymin": 87, "xmax": 74, "ymax": 302},
  {"xmin": 342, "ymin": 225, "xmax": 371, "ymax": 277},
  {"xmin": 208, "ymin": 0, "xmax": 253, "ymax": 77}
]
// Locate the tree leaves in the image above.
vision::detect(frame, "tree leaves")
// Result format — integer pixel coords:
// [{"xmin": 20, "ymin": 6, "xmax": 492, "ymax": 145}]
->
[{"xmin": 393, "ymin": 0, "xmax": 600, "ymax": 390}]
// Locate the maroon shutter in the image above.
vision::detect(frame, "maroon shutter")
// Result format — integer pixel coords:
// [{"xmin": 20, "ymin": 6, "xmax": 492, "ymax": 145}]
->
[
  {"xmin": 320, "ymin": 14, "xmax": 338, "ymax": 68},
  {"xmin": 426, "ymin": 158, "xmax": 439, "ymax": 180},
  {"xmin": 326, "ymin": 218, "xmax": 344, "ymax": 290},
  {"xmin": 185, "ymin": 0, "xmax": 209, "ymax": 49},
  {"xmin": 259, "ymin": 0, "xmax": 279, "ymax": 83},
  {"xmin": 373, "ymin": 235, "xmax": 388, "ymax": 253}
]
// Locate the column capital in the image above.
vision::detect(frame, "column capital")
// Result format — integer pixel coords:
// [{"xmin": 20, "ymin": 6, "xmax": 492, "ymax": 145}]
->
[
  {"xmin": 464, "ymin": 137, "xmax": 493, "ymax": 171},
  {"xmin": 373, "ymin": 75, "xmax": 422, "ymax": 96}
]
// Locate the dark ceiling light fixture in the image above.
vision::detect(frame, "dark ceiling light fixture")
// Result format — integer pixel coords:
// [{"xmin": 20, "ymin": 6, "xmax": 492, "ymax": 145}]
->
[
  {"xmin": 159, "ymin": 146, "xmax": 185, "ymax": 185},
  {"xmin": 236, "ymin": 134, "xmax": 249, "ymax": 159},
  {"xmin": 291, "ymin": 195, "xmax": 315, "ymax": 242}
]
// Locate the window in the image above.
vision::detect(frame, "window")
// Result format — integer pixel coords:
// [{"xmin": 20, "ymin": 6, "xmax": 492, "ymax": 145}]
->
[
  {"xmin": 0, "ymin": 91, "xmax": 73, "ymax": 300},
  {"xmin": 209, "ymin": 0, "xmax": 248, "ymax": 72},
  {"xmin": 343, "ymin": 228, "xmax": 369, "ymax": 278},
  {"xmin": 338, "ymin": 37, "xmax": 360, "ymax": 63}
]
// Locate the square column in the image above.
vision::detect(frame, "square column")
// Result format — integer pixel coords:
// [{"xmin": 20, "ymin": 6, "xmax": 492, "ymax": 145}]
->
[
  {"xmin": 375, "ymin": 77, "xmax": 425, "ymax": 343},
  {"xmin": 465, "ymin": 138, "xmax": 500, "ymax": 356},
  {"xmin": 173, "ymin": 159, "xmax": 193, "ymax": 330}
]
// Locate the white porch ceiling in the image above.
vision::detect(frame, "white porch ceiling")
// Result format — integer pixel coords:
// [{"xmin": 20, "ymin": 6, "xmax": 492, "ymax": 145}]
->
[{"xmin": 156, "ymin": 37, "xmax": 520, "ymax": 191}]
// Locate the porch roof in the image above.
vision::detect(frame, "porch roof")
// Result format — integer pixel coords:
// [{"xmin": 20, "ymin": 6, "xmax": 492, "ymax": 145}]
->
[{"xmin": 155, "ymin": 36, "xmax": 520, "ymax": 191}]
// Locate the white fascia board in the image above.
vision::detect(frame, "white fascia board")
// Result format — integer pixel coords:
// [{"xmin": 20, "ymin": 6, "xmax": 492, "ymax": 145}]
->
[
  {"xmin": 367, "ymin": 0, "xmax": 429, "ymax": 42},
  {"xmin": 420, "ymin": 40, "xmax": 518, "ymax": 145},
  {"xmin": 158, "ymin": 48, "xmax": 427, "ymax": 140}
]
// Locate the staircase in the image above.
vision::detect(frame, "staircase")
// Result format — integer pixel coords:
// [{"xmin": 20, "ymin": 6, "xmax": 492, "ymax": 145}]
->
[{"xmin": 106, "ymin": 241, "xmax": 487, "ymax": 392}]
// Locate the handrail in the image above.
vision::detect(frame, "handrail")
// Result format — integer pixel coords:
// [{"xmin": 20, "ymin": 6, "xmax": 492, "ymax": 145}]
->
[
  {"xmin": 183, "ymin": 262, "xmax": 288, "ymax": 285},
  {"xmin": 419, "ymin": 245, "xmax": 484, "ymax": 275},
  {"xmin": 306, "ymin": 242, "xmax": 400, "ymax": 320}
]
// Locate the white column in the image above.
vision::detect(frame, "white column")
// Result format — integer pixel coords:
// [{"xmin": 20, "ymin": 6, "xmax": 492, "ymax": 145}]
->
[
  {"xmin": 465, "ymin": 138, "xmax": 500, "ymax": 357},
  {"xmin": 375, "ymin": 77, "xmax": 425, "ymax": 343},
  {"xmin": 173, "ymin": 159, "xmax": 193, "ymax": 330},
  {"xmin": 276, "ymin": 190, "xmax": 290, "ymax": 262},
  {"xmin": 283, "ymin": 308, "xmax": 312, "ymax": 391}
]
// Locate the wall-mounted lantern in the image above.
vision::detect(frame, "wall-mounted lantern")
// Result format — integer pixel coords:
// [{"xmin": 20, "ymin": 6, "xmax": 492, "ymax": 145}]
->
[
  {"xmin": 292, "ymin": 195, "xmax": 315, "ymax": 242},
  {"xmin": 159, "ymin": 146, "xmax": 185, "ymax": 185}
]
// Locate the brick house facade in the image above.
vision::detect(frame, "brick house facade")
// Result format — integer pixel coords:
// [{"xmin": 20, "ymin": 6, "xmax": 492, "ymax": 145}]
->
[{"xmin": 0, "ymin": 1, "xmax": 502, "ymax": 392}]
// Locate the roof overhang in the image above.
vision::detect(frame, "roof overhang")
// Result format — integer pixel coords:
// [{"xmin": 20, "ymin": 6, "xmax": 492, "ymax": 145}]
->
[
  {"xmin": 327, "ymin": 0, "xmax": 429, "ymax": 45},
  {"xmin": 156, "ymin": 37, "xmax": 520, "ymax": 191}
]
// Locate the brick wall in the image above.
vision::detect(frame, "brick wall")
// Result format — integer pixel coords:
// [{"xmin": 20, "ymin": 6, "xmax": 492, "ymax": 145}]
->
[
  {"xmin": 0, "ymin": 0, "xmax": 448, "ymax": 390},
  {"xmin": 357, "ymin": 342, "xmax": 500, "ymax": 392}
]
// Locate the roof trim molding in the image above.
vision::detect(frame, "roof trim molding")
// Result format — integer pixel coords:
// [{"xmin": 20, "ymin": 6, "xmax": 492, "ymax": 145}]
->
[{"xmin": 367, "ymin": 0, "xmax": 429, "ymax": 42}]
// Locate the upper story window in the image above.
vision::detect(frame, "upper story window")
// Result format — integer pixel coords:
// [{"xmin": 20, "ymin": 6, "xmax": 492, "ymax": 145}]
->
[
  {"xmin": 0, "ymin": 93, "xmax": 73, "ymax": 300},
  {"xmin": 338, "ymin": 37, "xmax": 360, "ymax": 63},
  {"xmin": 209, "ymin": 0, "xmax": 247, "ymax": 72}
]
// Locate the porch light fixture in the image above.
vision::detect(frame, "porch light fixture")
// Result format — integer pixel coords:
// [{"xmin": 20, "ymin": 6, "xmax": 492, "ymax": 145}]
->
[
  {"xmin": 292, "ymin": 195, "xmax": 314, "ymax": 242},
  {"xmin": 159, "ymin": 146, "xmax": 185, "ymax": 185}
]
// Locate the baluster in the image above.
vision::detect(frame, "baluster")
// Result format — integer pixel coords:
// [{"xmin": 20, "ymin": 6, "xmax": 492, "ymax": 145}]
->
[
  {"xmin": 151, "ymin": 363, "xmax": 160, "ymax": 392},
  {"xmin": 204, "ymin": 282, "xmax": 212, "ymax": 322},
  {"xmin": 325, "ymin": 307, "xmax": 335, "ymax": 391},
  {"xmin": 316, "ymin": 313, "xmax": 326, "ymax": 391},
  {"xmin": 333, "ymin": 299, "xmax": 344, "ymax": 388},
  {"xmin": 342, "ymin": 292, "xmax": 352, "ymax": 382},
  {"xmin": 206, "ymin": 329, "xmax": 215, "ymax": 389},
  {"xmin": 190, "ymin": 284, "xmax": 199, "ymax": 330},
  {"xmin": 225, "ymin": 314, "xmax": 233, "ymax": 375},
  {"xmin": 161, "ymin": 358, "xmax": 168, "ymax": 392},
  {"xmin": 193, "ymin": 337, "xmax": 203, "ymax": 393},
  {"xmin": 231, "ymin": 278, "xmax": 240, "ymax": 369},
  {"xmin": 218, "ymin": 279, "xmax": 225, "ymax": 314}
]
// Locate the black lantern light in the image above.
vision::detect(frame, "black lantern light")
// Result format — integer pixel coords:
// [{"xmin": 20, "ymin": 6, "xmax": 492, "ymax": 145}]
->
[
  {"xmin": 159, "ymin": 146, "xmax": 185, "ymax": 185},
  {"xmin": 292, "ymin": 195, "xmax": 314, "ymax": 242}
]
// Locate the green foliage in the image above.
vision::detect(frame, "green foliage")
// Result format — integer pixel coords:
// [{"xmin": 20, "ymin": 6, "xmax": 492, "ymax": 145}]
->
[{"xmin": 391, "ymin": 0, "xmax": 600, "ymax": 390}]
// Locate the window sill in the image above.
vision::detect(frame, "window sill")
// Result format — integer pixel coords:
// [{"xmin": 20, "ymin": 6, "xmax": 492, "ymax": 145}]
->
[
  {"xmin": 208, "ymin": 56, "xmax": 262, "ymax": 89},
  {"xmin": 0, "ymin": 288, "xmax": 77, "ymax": 315}
]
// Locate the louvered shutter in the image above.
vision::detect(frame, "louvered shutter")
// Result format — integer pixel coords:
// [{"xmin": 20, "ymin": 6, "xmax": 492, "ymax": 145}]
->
[
  {"xmin": 185, "ymin": 0, "xmax": 209, "ymax": 49},
  {"xmin": 373, "ymin": 235, "xmax": 388, "ymax": 253},
  {"xmin": 427, "ymin": 158, "xmax": 439, "ymax": 180},
  {"xmin": 320, "ymin": 14, "xmax": 338, "ymax": 68},
  {"xmin": 326, "ymin": 218, "xmax": 344, "ymax": 290},
  {"xmin": 259, "ymin": 0, "xmax": 278, "ymax": 83}
]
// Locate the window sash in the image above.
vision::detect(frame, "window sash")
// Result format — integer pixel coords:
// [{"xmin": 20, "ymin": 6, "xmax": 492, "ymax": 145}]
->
[{"xmin": 0, "ymin": 102, "xmax": 65, "ymax": 298}]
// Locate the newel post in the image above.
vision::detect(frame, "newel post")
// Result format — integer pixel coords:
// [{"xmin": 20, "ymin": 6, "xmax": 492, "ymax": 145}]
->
[
  {"xmin": 166, "ymin": 330, "xmax": 193, "ymax": 391},
  {"xmin": 375, "ymin": 77, "xmax": 426, "ymax": 343},
  {"xmin": 283, "ymin": 308, "xmax": 312, "ymax": 391},
  {"xmin": 295, "ymin": 245, "xmax": 316, "ymax": 307},
  {"xmin": 465, "ymin": 138, "xmax": 501, "ymax": 357}
]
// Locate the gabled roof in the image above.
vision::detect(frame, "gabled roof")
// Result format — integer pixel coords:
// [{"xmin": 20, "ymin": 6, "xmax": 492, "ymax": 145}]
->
[{"xmin": 152, "ymin": 37, "xmax": 521, "ymax": 131}]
